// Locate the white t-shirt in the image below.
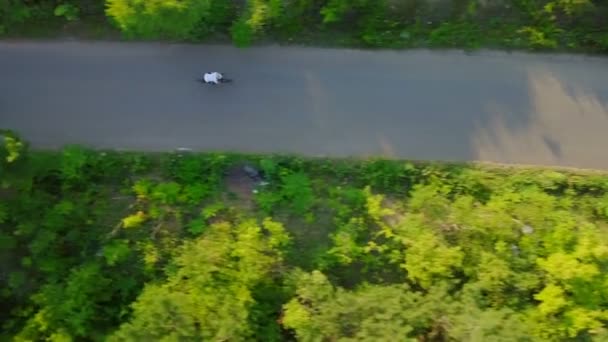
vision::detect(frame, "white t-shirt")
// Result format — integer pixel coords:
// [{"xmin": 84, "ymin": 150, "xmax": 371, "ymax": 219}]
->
[{"xmin": 203, "ymin": 72, "xmax": 223, "ymax": 84}]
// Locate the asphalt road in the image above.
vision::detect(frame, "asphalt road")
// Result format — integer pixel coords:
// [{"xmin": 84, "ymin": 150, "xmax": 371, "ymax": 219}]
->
[{"xmin": 1, "ymin": 41, "xmax": 608, "ymax": 169}]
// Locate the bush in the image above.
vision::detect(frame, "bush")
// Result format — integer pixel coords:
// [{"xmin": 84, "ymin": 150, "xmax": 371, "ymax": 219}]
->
[
  {"xmin": 54, "ymin": 3, "xmax": 79, "ymax": 21},
  {"xmin": 0, "ymin": 0, "xmax": 33, "ymax": 34},
  {"xmin": 2, "ymin": 0, "xmax": 608, "ymax": 51},
  {"xmin": 429, "ymin": 22, "xmax": 482, "ymax": 48},
  {"xmin": 231, "ymin": 17, "xmax": 255, "ymax": 47},
  {"xmin": 518, "ymin": 26, "xmax": 560, "ymax": 49},
  {"xmin": 105, "ymin": 0, "xmax": 223, "ymax": 40}
]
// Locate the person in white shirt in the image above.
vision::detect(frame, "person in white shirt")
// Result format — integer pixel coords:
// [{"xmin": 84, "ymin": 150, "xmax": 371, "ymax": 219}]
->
[{"xmin": 203, "ymin": 72, "xmax": 223, "ymax": 85}]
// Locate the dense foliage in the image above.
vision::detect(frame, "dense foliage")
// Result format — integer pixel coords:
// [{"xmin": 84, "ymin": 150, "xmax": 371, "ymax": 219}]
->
[
  {"xmin": 1, "ymin": 0, "xmax": 608, "ymax": 51},
  {"xmin": 1, "ymin": 133, "xmax": 608, "ymax": 341}
]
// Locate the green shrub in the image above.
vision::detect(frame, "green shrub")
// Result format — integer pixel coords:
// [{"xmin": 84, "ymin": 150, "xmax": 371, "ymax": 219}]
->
[
  {"xmin": 281, "ymin": 172, "xmax": 314, "ymax": 215},
  {"xmin": 0, "ymin": 130, "xmax": 26, "ymax": 164},
  {"xmin": 102, "ymin": 239, "xmax": 132, "ymax": 266},
  {"xmin": 105, "ymin": 0, "xmax": 219, "ymax": 40},
  {"xmin": 231, "ymin": 0, "xmax": 289, "ymax": 46},
  {"xmin": 583, "ymin": 32, "xmax": 608, "ymax": 52},
  {"xmin": 320, "ymin": 0, "xmax": 349, "ymax": 24},
  {"xmin": 266, "ymin": 0, "xmax": 311, "ymax": 38},
  {"xmin": 429, "ymin": 21, "xmax": 482, "ymax": 48},
  {"xmin": 517, "ymin": 26, "xmax": 559, "ymax": 49},
  {"xmin": 54, "ymin": 3, "xmax": 79, "ymax": 21},
  {"xmin": 0, "ymin": 0, "xmax": 607, "ymax": 52},
  {"xmin": 231, "ymin": 17, "xmax": 255, "ymax": 47},
  {"xmin": 360, "ymin": 160, "xmax": 412, "ymax": 193},
  {"xmin": 60, "ymin": 145, "xmax": 91, "ymax": 187},
  {"xmin": 0, "ymin": 1, "xmax": 33, "ymax": 27},
  {"xmin": 544, "ymin": 0, "xmax": 593, "ymax": 17}
]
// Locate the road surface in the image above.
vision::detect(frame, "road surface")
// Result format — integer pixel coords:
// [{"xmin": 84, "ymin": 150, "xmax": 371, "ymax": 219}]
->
[{"xmin": 1, "ymin": 41, "xmax": 608, "ymax": 169}]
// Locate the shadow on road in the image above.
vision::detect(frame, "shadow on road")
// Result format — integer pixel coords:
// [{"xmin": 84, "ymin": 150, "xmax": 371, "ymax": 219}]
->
[{"xmin": 472, "ymin": 69, "xmax": 608, "ymax": 170}]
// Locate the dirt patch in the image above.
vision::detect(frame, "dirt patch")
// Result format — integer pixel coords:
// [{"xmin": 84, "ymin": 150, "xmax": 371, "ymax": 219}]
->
[{"xmin": 224, "ymin": 164, "xmax": 258, "ymax": 210}]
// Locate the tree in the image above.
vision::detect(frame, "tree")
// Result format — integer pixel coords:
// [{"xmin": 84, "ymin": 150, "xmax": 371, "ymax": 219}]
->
[
  {"xmin": 282, "ymin": 270, "xmax": 424, "ymax": 341},
  {"xmin": 397, "ymin": 215, "xmax": 464, "ymax": 289},
  {"xmin": 282, "ymin": 270, "xmax": 535, "ymax": 341},
  {"xmin": 13, "ymin": 262, "xmax": 113, "ymax": 341},
  {"xmin": 447, "ymin": 303, "xmax": 533, "ymax": 342},
  {"xmin": 109, "ymin": 218, "xmax": 290, "ymax": 341},
  {"xmin": 105, "ymin": 0, "xmax": 234, "ymax": 40}
]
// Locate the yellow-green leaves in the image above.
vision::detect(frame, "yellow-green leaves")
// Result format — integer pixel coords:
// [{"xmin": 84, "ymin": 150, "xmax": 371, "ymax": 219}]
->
[
  {"xmin": 263, "ymin": 218, "xmax": 290, "ymax": 249},
  {"xmin": 535, "ymin": 284, "xmax": 568, "ymax": 315},
  {"xmin": 132, "ymin": 179, "xmax": 152, "ymax": 200},
  {"xmin": 281, "ymin": 299, "xmax": 312, "ymax": 333},
  {"xmin": 364, "ymin": 188, "xmax": 388, "ymax": 216},
  {"xmin": 538, "ymin": 253, "xmax": 600, "ymax": 281},
  {"xmin": 400, "ymin": 221, "xmax": 464, "ymax": 289},
  {"xmin": 3, "ymin": 135, "xmax": 24, "ymax": 163},
  {"xmin": 564, "ymin": 308, "xmax": 606, "ymax": 337},
  {"xmin": 106, "ymin": 0, "xmax": 215, "ymax": 39},
  {"xmin": 112, "ymin": 218, "xmax": 290, "ymax": 341},
  {"xmin": 122, "ymin": 211, "xmax": 146, "ymax": 228},
  {"xmin": 476, "ymin": 252, "xmax": 513, "ymax": 292},
  {"xmin": 544, "ymin": 0, "xmax": 593, "ymax": 16},
  {"xmin": 102, "ymin": 240, "xmax": 131, "ymax": 266}
]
